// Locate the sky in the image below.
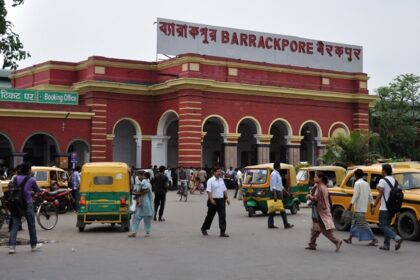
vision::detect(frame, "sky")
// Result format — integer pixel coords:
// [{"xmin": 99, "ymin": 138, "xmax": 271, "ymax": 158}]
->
[{"xmin": 5, "ymin": 0, "xmax": 420, "ymax": 92}]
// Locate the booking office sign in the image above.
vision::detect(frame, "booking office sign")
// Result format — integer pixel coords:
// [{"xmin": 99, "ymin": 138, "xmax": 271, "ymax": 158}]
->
[
  {"xmin": 157, "ymin": 18, "xmax": 363, "ymax": 73},
  {"xmin": 0, "ymin": 88, "xmax": 78, "ymax": 105}
]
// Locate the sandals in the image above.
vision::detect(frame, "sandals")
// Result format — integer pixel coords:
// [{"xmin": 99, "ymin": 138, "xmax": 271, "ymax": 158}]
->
[
  {"xmin": 343, "ymin": 238, "xmax": 352, "ymax": 244},
  {"xmin": 367, "ymin": 239, "xmax": 378, "ymax": 246},
  {"xmin": 335, "ymin": 240, "xmax": 343, "ymax": 252}
]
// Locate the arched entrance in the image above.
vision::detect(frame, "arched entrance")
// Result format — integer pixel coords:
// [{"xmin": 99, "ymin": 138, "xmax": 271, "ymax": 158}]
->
[
  {"xmin": 112, "ymin": 119, "xmax": 139, "ymax": 168},
  {"xmin": 153, "ymin": 110, "xmax": 179, "ymax": 168},
  {"xmin": 202, "ymin": 117, "xmax": 226, "ymax": 168},
  {"xmin": 67, "ymin": 140, "xmax": 90, "ymax": 169},
  {"xmin": 237, "ymin": 118, "xmax": 259, "ymax": 167},
  {"xmin": 22, "ymin": 133, "xmax": 59, "ymax": 166},
  {"xmin": 300, "ymin": 122, "xmax": 320, "ymax": 165},
  {"xmin": 269, "ymin": 120, "xmax": 290, "ymax": 163},
  {"xmin": 0, "ymin": 133, "xmax": 14, "ymax": 169}
]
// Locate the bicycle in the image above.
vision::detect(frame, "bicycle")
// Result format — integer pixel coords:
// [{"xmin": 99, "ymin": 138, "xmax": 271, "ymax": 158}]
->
[{"xmin": 33, "ymin": 191, "xmax": 59, "ymax": 230}]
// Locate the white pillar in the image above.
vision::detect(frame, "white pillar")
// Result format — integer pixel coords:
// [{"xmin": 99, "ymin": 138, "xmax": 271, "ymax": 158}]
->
[
  {"xmin": 151, "ymin": 135, "xmax": 170, "ymax": 167},
  {"xmin": 134, "ymin": 135, "xmax": 142, "ymax": 168}
]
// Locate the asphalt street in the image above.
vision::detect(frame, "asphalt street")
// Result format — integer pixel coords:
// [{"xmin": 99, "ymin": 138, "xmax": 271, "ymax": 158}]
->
[{"xmin": 0, "ymin": 190, "xmax": 418, "ymax": 280}]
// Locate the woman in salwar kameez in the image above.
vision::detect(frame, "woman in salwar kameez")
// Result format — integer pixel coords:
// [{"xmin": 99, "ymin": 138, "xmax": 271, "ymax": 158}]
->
[
  {"xmin": 128, "ymin": 172, "xmax": 154, "ymax": 238},
  {"xmin": 306, "ymin": 172, "xmax": 343, "ymax": 252}
]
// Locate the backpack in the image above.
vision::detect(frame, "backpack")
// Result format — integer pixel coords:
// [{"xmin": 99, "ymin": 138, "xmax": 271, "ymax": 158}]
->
[
  {"xmin": 383, "ymin": 178, "xmax": 404, "ymax": 217},
  {"xmin": 7, "ymin": 176, "xmax": 30, "ymax": 217}
]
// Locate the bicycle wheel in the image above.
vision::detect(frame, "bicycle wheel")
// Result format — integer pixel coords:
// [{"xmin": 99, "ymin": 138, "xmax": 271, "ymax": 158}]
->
[{"xmin": 37, "ymin": 202, "xmax": 58, "ymax": 230}]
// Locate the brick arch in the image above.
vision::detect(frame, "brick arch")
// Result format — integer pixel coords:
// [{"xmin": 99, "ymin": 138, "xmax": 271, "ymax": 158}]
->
[
  {"xmin": 112, "ymin": 117, "xmax": 142, "ymax": 136},
  {"xmin": 0, "ymin": 132, "xmax": 16, "ymax": 153},
  {"xmin": 328, "ymin": 122, "xmax": 350, "ymax": 137},
  {"xmin": 21, "ymin": 131, "xmax": 60, "ymax": 152},
  {"xmin": 236, "ymin": 116, "xmax": 262, "ymax": 135},
  {"xmin": 268, "ymin": 118, "xmax": 293, "ymax": 136},
  {"xmin": 157, "ymin": 110, "xmax": 179, "ymax": 135},
  {"xmin": 202, "ymin": 114, "xmax": 229, "ymax": 134},
  {"xmin": 299, "ymin": 120, "xmax": 323, "ymax": 138}
]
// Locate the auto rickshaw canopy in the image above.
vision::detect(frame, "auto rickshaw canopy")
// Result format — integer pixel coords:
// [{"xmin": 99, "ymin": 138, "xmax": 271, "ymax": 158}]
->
[{"xmin": 80, "ymin": 162, "xmax": 131, "ymax": 192}]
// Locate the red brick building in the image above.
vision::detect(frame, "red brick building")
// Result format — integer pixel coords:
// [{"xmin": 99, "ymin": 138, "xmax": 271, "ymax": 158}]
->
[{"xmin": 0, "ymin": 52, "xmax": 375, "ymax": 170}]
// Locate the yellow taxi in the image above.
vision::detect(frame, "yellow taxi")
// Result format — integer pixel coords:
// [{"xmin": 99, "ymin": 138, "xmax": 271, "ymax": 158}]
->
[{"xmin": 329, "ymin": 165, "xmax": 420, "ymax": 240}]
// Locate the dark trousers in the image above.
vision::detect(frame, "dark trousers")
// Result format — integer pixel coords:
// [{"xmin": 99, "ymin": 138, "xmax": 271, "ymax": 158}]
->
[
  {"xmin": 268, "ymin": 211, "xmax": 290, "ymax": 228},
  {"xmin": 201, "ymin": 198, "xmax": 226, "ymax": 233},
  {"xmin": 233, "ymin": 181, "xmax": 239, "ymax": 198},
  {"xmin": 71, "ymin": 189, "xmax": 79, "ymax": 211},
  {"xmin": 9, "ymin": 203, "xmax": 37, "ymax": 248},
  {"xmin": 379, "ymin": 210, "xmax": 400, "ymax": 246},
  {"xmin": 267, "ymin": 190, "xmax": 289, "ymax": 228},
  {"xmin": 154, "ymin": 193, "xmax": 166, "ymax": 219}
]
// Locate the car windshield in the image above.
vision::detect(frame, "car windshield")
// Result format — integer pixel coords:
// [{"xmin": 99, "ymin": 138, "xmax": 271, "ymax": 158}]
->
[
  {"xmin": 244, "ymin": 169, "xmax": 268, "ymax": 184},
  {"xmin": 395, "ymin": 172, "xmax": 420, "ymax": 190},
  {"xmin": 296, "ymin": 170, "xmax": 308, "ymax": 181}
]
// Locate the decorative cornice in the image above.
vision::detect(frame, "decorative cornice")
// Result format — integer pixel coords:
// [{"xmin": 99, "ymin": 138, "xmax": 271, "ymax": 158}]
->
[
  {"xmin": 67, "ymin": 78, "xmax": 378, "ymax": 104},
  {"xmin": 0, "ymin": 109, "xmax": 94, "ymax": 119},
  {"xmin": 12, "ymin": 56, "xmax": 369, "ymax": 81}
]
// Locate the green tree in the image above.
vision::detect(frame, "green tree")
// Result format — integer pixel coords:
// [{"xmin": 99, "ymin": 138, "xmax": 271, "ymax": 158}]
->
[
  {"xmin": 370, "ymin": 74, "xmax": 420, "ymax": 160},
  {"xmin": 321, "ymin": 131, "xmax": 381, "ymax": 168},
  {"xmin": 0, "ymin": 0, "xmax": 30, "ymax": 70}
]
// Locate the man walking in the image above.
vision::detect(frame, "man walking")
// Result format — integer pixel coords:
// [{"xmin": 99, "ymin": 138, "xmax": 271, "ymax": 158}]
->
[
  {"xmin": 372, "ymin": 164, "xmax": 403, "ymax": 251},
  {"xmin": 70, "ymin": 166, "xmax": 81, "ymax": 211},
  {"xmin": 268, "ymin": 161, "xmax": 294, "ymax": 229},
  {"xmin": 343, "ymin": 169, "xmax": 378, "ymax": 246},
  {"xmin": 8, "ymin": 162, "xmax": 43, "ymax": 254},
  {"xmin": 201, "ymin": 166, "xmax": 230, "ymax": 237},
  {"xmin": 153, "ymin": 166, "xmax": 169, "ymax": 221}
]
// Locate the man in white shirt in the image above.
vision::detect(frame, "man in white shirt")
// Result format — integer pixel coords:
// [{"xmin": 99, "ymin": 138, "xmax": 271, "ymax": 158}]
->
[
  {"xmin": 235, "ymin": 167, "xmax": 243, "ymax": 200},
  {"xmin": 372, "ymin": 164, "xmax": 403, "ymax": 251},
  {"xmin": 268, "ymin": 162, "xmax": 293, "ymax": 229},
  {"xmin": 201, "ymin": 166, "xmax": 230, "ymax": 237},
  {"xmin": 343, "ymin": 169, "xmax": 377, "ymax": 245}
]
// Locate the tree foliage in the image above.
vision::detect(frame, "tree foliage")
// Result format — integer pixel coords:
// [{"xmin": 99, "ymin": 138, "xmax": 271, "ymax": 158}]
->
[
  {"xmin": 0, "ymin": 0, "xmax": 29, "ymax": 70},
  {"xmin": 321, "ymin": 131, "xmax": 381, "ymax": 168},
  {"xmin": 370, "ymin": 74, "xmax": 420, "ymax": 160}
]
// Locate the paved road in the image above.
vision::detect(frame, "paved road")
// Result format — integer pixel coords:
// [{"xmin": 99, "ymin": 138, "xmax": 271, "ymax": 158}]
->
[{"xmin": 0, "ymin": 190, "xmax": 419, "ymax": 280}]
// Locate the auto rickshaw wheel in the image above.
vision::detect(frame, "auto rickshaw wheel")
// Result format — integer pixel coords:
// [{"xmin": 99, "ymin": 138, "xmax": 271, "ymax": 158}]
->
[
  {"xmin": 78, "ymin": 226, "xmax": 85, "ymax": 232},
  {"xmin": 248, "ymin": 207, "xmax": 255, "ymax": 217},
  {"xmin": 290, "ymin": 202, "xmax": 299, "ymax": 215},
  {"xmin": 261, "ymin": 209, "xmax": 268, "ymax": 216},
  {"xmin": 121, "ymin": 221, "xmax": 130, "ymax": 232}
]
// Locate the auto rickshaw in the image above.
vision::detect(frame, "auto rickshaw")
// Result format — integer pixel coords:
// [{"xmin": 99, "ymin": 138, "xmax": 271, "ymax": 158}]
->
[
  {"xmin": 77, "ymin": 162, "xmax": 132, "ymax": 232},
  {"xmin": 31, "ymin": 166, "xmax": 69, "ymax": 190},
  {"xmin": 296, "ymin": 166, "xmax": 346, "ymax": 202},
  {"xmin": 242, "ymin": 163, "xmax": 301, "ymax": 217}
]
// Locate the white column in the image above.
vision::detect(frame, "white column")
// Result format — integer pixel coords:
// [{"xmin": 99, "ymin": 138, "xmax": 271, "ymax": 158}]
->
[
  {"xmin": 134, "ymin": 135, "xmax": 142, "ymax": 168},
  {"xmin": 151, "ymin": 135, "xmax": 170, "ymax": 167}
]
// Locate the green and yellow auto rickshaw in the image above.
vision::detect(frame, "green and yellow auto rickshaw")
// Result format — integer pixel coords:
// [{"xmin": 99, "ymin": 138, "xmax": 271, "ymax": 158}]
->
[
  {"xmin": 77, "ymin": 162, "xmax": 132, "ymax": 232},
  {"xmin": 296, "ymin": 166, "xmax": 346, "ymax": 202},
  {"xmin": 242, "ymin": 163, "xmax": 300, "ymax": 217}
]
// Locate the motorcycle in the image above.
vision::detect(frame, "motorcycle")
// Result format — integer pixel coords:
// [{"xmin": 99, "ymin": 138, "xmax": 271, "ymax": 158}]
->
[{"xmin": 38, "ymin": 188, "xmax": 73, "ymax": 214}]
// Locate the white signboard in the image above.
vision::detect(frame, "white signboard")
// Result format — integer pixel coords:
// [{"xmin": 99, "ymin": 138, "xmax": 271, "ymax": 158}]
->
[{"xmin": 157, "ymin": 18, "xmax": 363, "ymax": 73}]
